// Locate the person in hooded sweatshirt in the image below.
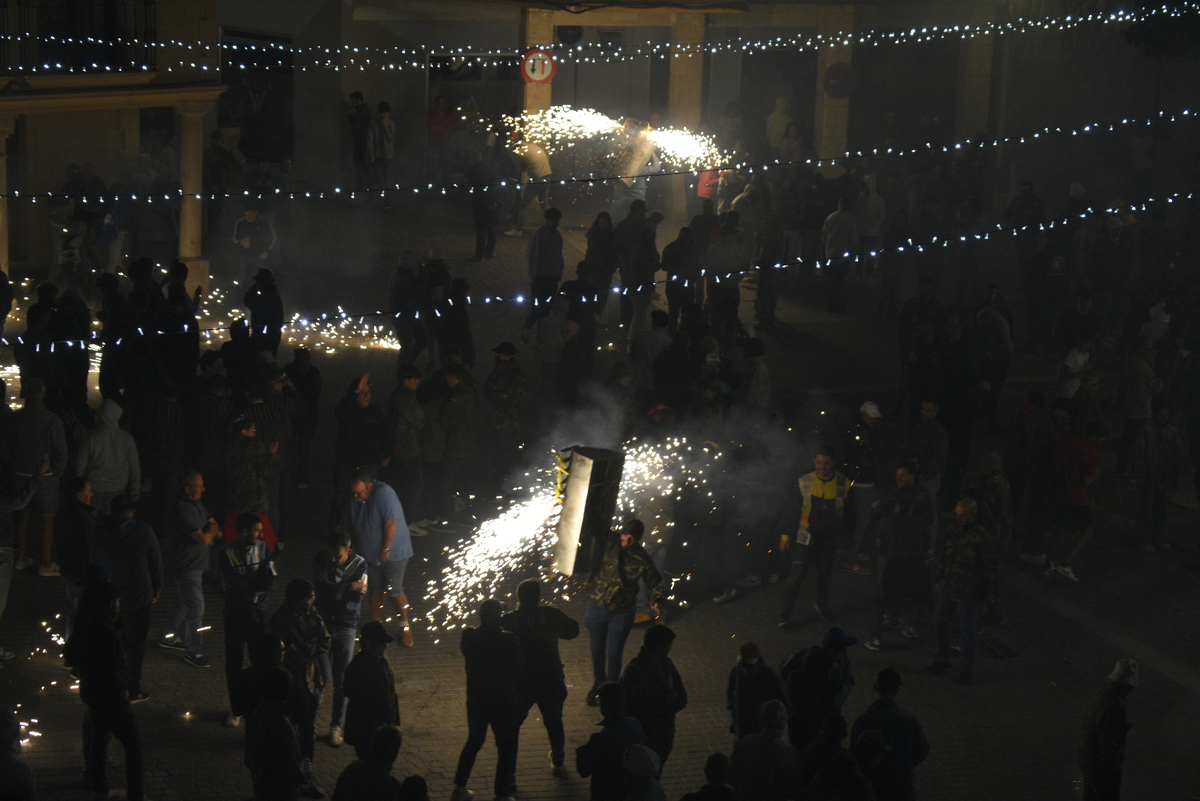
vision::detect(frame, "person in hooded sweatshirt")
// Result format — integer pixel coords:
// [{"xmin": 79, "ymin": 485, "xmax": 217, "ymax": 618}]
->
[
  {"xmin": 577, "ymin": 681, "xmax": 647, "ymax": 801},
  {"xmin": 620, "ymin": 624, "xmax": 687, "ymax": 771},
  {"xmin": 75, "ymin": 399, "xmax": 142, "ymax": 517},
  {"xmin": 93, "ymin": 496, "xmax": 162, "ymax": 703}
]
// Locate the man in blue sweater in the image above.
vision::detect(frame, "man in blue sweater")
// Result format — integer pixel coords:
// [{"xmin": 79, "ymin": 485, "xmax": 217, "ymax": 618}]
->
[{"xmin": 314, "ymin": 530, "xmax": 368, "ymax": 748}]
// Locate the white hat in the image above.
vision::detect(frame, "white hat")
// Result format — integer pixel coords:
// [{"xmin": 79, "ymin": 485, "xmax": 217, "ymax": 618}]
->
[
  {"xmin": 1108, "ymin": 658, "xmax": 1139, "ymax": 686},
  {"xmin": 860, "ymin": 401, "xmax": 882, "ymax": 419}
]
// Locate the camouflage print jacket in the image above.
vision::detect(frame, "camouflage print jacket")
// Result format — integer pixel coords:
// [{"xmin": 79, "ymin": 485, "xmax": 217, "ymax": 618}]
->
[
  {"xmin": 482, "ymin": 360, "xmax": 527, "ymax": 437},
  {"xmin": 933, "ymin": 520, "xmax": 998, "ymax": 603},
  {"xmin": 585, "ymin": 535, "xmax": 666, "ymax": 614},
  {"xmin": 224, "ymin": 436, "xmax": 279, "ymax": 514}
]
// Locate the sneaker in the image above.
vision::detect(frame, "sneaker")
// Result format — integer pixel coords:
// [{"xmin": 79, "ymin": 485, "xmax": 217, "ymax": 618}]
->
[
  {"xmin": 900, "ymin": 624, "xmax": 919, "ymax": 640},
  {"xmin": 842, "ymin": 562, "xmax": 872, "ymax": 576},
  {"xmin": 1042, "ymin": 562, "xmax": 1058, "ymax": 580},
  {"xmin": 450, "ymin": 786, "xmax": 476, "ymax": 801},
  {"xmin": 926, "ymin": 660, "xmax": 951, "ymax": 675},
  {"xmin": 502, "ymin": 228, "xmax": 523, "ymax": 237},
  {"xmin": 1019, "ymin": 553, "xmax": 1047, "ymax": 568},
  {"xmin": 408, "ymin": 522, "xmax": 429, "ymax": 537},
  {"xmin": 38, "ymin": 562, "xmax": 61, "ymax": 577},
  {"xmin": 549, "ymin": 750, "xmax": 564, "ymax": 776},
  {"xmin": 183, "ymin": 653, "xmax": 210, "ymax": 668},
  {"xmin": 400, "ymin": 624, "xmax": 414, "ymax": 648},
  {"xmin": 224, "ymin": 713, "xmax": 243, "ymax": 728},
  {"xmin": 586, "ymin": 685, "xmax": 601, "ymax": 707},
  {"xmin": 713, "ymin": 588, "xmax": 739, "ymax": 604},
  {"xmin": 1139, "ymin": 543, "xmax": 1156, "ymax": 554},
  {"xmin": 157, "ymin": 635, "xmax": 185, "ymax": 651},
  {"xmin": 1055, "ymin": 564, "xmax": 1079, "ymax": 583},
  {"xmin": 814, "ymin": 603, "xmax": 833, "ymax": 622},
  {"xmin": 15, "ymin": 557, "xmax": 32, "ymax": 571},
  {"xmin": 0, "ymin": 647, "xmax": 15, "ymax": 661},
  {"xmin": 864, "ymin": 638, "xmax": 882, "ymax": 652},
  {"xmin": 734, "ymin": 574, "xmax": 763, "ymax": 589},
  {"xmin": 129, "ymin": 691, "xmax": 149, "ymax": 704},
  {"xmin": 329, "ymin": 725, "xmax": 344, "ymax": 747}
]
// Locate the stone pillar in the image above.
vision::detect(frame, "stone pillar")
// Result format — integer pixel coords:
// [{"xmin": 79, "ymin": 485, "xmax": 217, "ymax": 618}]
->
[
  {"xmin": 954, "ymin": 37, "xmax": 995, "ymax": 140},
  {"xmin": 176, "ymin": 103, "xmax": 210, "ymax": 294},
  {"xmin": 666, "ymin": 12, "xmax": 706, "ymax": 220},
  {"xmin": 521, "ymin": 8, "xmax": 555, "ymax": 114},
  {"xmin": 814, "ymin": 5, "xmax": 854, "ymax": 168},
  {"xmin": 0, "ymin": 116, "xmax": 16, "ymax": 274}
]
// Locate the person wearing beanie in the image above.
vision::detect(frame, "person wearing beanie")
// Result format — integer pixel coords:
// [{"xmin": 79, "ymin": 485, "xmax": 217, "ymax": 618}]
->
[{"xmin": 1080, "ymin": 659, "xmax": 1139, "ymax": 801}]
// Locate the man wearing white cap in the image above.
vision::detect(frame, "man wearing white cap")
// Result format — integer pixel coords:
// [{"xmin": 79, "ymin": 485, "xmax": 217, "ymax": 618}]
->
[
  {"xmin": 1079, "ymin": 658, "xmax": 1138, "ymax": 801},
  {"xmin": 842, "ymin": 402, "xmax": 882, "ymax": 576}
]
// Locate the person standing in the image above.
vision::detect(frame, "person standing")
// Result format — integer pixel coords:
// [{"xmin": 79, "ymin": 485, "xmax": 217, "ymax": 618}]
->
[
  {"xmin": 509, "ymin": 134, "xmax": 552, "ymax": 234},
  {"xmin": 54, "ymin": 475, "xmax": 94, "ymax": 650},
  {"xmin": 842, "ymin": 402, "xmax": 882, "ymax": 574},
  {"xmin": 499, "ymin": 578, "xmax": 580, "ymax": 776},
  {"xmin": 620, "ymin": 624, "xmax": 688, "ymax": 770},
  {"xmin": 521, "ymin": 207, "xmax": 565, "ymax": 341},
  {"xmin": 223, "ymin": 415, "xmax": 281, "ymax": 550},
  {"xmin": 821, "ymin": 196, "xmax": 858, "ymax": 312},
  {"xmin": 386, "ymin": 364, "xmax": 426, "ymax": 533},
  {"xmin": 780, "ymin": 627, "xmax": 857, "ymax": 751},
  {"xmin": 863, "ymin": 486, "xmax": 932, "ymax": 652},
  {"xmin": 346, "ymin": 467, "xmax": 415, "ymax": 647},
  {"xmin": 1080, "ymin": 659, "xmax": 1138, "ymax": 801},
  {"xmin": 726, "ymin": 641, "xmax": 787, "ymax": 741},
  {"xmin": 582, "ymin": 519, "xmax": 666, "ymax": 705},
  {"xmin": 332, "ymin": 374, "xmax": 388, "ymax": 520},
  {"xmin": 74, "ymin": 399, "xmax": 141, "ymax": 517},
  {"xmin": 850, "ymin": 669, "xmax": 928, "ymax": 801},
  {"xmin": 976, "ymin": 290, "xmax": 1015, "ymax": 432},
  {"xmin": 244, "ymin": 268, "xmax": 285, "ymax": 358},
  {"xmin": 366, "ymin": 101, "xmax": 396, "ymax": 191},
  {"xmin": 1132, "ymin": 402, "xmax": 1184, "ymax": 553},
  {"xmin": 1116, "ymin": 340, "xmax": 1162, "ymax": 477},
  {"xmin": 927, "ymin": 499, "xmax": 996, "ymax": 684},
  {"xmin": 779, "ymin": 447, "xmax": 851, "ymax": 626},
  {"xmin": 729, "ymin": 700, "xmax": 798, "ymax": 801},
  {"xmin": 331, "ymin": 725, "xmax": 404, "ymax": 800},
  {"xmin": 426, "ymin": 95, "xmax": 458, "ymax": 188},
  {"xmin": 245, "ymin": 666, "xmax": 305, "ymax": 801},
  {"xmin": 220, "ymin": 513, "xmax": 278, "ymax": 728},
  {"xmin": 911, "ymin": 399, "xmax": 949, "ymax": 544},
  {"xmin": 451, "ymin": 599, "xmax": 522, "ymax": 801},
  {"xmin": 481, "ymin": 342, "xmax": 527, "ymax": 485},
  {"xmin": 5, "ymin": 378, "xmax": 67, "ymax": 577},
  {"xmin": 269, "ymin": 579, "xmax": 330, "ymax": 798},
  {"xmin": 64, "ymin": 581, "xmax": 146, "ymax": 801},
  {"xmin": 93, "ymin": 497, "xmax": 162, "ymax": 703},
  {"xmin": 342, "ymin": 620, "xmax": 400, "ymax": 762},
  {"xmin": 1045, "ymin": 421, "xmax": 1106, "ymax": 583},
  {"xmin": 231, "ymin": 206, "xmax": 277, "ymax": 280},
  {"xmin": 576, "ymin": 682, "xmax": 647, "ymax": 801},
  {"xmin": 313, "ymin": 530, "xmax": 368, "ymax": 748},
  {"xmin": 680, "ymin": 752, "xmax": 736, "ymax": 801},
  {"xmin": 158, "ymin": 472, "xmax": 219, "ymax": 668}
]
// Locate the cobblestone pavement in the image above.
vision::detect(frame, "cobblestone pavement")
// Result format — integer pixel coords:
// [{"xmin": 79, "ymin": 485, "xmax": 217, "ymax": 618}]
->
[{"xmin": 3, "ymin": 196, "xmax": 1200, "ymax": 800}]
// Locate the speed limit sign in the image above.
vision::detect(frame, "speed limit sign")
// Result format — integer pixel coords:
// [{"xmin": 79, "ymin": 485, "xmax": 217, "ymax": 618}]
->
[{"xmin": 521, "ymin": 48, "xmax": 557, "ymax": 85}]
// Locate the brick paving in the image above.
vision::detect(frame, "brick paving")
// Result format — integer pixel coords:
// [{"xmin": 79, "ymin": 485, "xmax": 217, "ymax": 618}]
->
[{"xmin": 3, "ymin": 195, "xmax": 1200, "ymax": 800}]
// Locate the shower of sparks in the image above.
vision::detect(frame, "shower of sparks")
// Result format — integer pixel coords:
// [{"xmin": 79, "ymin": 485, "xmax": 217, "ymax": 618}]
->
[
  {"xmin": 505, "ymin": 104, "xmax": 728, "ymax": 172},
  {"xmin": 422, "ymin": 437, "xmax": 717, "ymax": 630}
]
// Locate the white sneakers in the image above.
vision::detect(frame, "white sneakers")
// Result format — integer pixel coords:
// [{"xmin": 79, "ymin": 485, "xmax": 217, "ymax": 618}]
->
[
  {"xmin": 224, "ymin": 713, "xmax": 242, "ymax": 728},
  {"xmin": 329, "ymin": 725, "xmax": 344, "ymax": 747}
]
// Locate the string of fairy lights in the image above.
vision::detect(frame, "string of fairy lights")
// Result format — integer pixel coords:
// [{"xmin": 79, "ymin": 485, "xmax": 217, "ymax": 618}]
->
[
  {"xmin": 0, "ymin": 189, "xmax": 1191, "ymax": 355},
  {"xmin": 0, "ymin": 106, "xmax": 1191, "ymax": 205},
  {"xmin": 3, "ymin": 2, "xmax": 1196, "ymax": 75}
]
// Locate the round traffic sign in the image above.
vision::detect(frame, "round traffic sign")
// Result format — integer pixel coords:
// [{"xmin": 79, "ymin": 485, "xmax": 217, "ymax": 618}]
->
[{"xmin": 521, "ymin": 48, "xmax": 558, "ymax": 85}]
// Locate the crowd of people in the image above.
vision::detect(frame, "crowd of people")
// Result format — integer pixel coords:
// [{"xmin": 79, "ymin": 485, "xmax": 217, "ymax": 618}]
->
[{"xmin": 0, "ymin": 92, "xmax": 1195, "ymax": 801}]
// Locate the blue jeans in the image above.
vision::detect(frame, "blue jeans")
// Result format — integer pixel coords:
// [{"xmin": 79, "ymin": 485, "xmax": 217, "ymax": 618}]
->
[
  {"xmin": 167, "ymin": 570, "xmax": 206, "ymax": 656},
  {"xmin": 584, "ymin": 602, "xmax": 635, "ymax": 687},
  {"xmin": 935, "ymin": 592, "xmax": 981, "ymax": 675},
  {"xmin": 318, "ymin": 626, "xmax": 357, "ymax": 728}
]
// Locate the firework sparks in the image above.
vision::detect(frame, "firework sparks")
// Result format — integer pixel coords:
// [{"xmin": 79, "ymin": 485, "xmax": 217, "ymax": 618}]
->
[{"xmin": 422, "ymin": 437, "xmax": 714, "ymax": 629}]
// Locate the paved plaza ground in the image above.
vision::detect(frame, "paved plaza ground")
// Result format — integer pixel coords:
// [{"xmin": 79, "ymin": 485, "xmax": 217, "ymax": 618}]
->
[{"xmin": 2, "ymin": 194, "xmax": 1200, "ymax": 800}]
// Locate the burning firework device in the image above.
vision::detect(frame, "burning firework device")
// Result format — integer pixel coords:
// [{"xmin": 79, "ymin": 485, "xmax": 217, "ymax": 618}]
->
[{"xmin": 553, "ymin": 446, "xmax": 625, "ymax": 577}]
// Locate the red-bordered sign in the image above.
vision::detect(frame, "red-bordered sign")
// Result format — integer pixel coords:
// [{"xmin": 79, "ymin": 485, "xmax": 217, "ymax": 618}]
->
[{"xmin": 521, "ymin": 48, "xmax": 558, "ymax": 85}]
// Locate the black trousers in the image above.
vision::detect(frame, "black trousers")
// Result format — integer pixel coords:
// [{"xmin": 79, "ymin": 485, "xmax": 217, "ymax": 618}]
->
[
  {"xmin": 780, "ymin": 532, "xmax": 837, "ymax": 618},
  {"xmin": 224, "ymin": 611, "xmax": 265, "ymax": 710},
  {"xmin": 121, "ymin": 604, "xmax": 152, "ymax": 694},
  {"xmin": 516, "ymin": 684, "xmax": 567, "ymax": 764},
  {"xmin": 454, "ymin": 704, "xmax": 518, "ymax": 797},
  {"xmin": 83, "ymin": 697, "xmax": 144, "ymax": 800}
]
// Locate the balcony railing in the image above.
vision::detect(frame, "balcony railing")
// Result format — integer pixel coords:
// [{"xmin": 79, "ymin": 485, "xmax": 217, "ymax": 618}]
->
[{"xmin": 8, "ymin": 0, "xmax": 156, "ymax": 73}]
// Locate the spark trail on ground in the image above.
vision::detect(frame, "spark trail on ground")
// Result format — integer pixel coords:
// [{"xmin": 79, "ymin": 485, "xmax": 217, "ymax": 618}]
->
[{"xmin": 422, "ymin": 437, "xmax": 717, "ymax": 631}]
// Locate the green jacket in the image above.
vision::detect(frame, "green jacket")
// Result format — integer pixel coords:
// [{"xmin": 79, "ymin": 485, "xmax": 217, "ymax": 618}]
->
[
  {"xmin": 933, "ymin": 520, "xmax": 997, "ymax": 603},
  {"xmin": 585, "ymin": 535, "xmax": 666, "ymax": 613},
  {"xmin": 224, "ymin": 436, "xmax": 279, "ymax": 514}
]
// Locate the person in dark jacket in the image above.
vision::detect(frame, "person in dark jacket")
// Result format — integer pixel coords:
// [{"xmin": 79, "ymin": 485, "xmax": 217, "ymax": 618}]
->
[
  {"xmin": 796, "ymin": 712, "xmax": 851, "ymax": 792},
  {"xmin": 244, "ymin": 666, "xmax": 304, "ymax": 801},
  {"xmin": 850, "ymin": 669, "xmax": 928, "ymax": 801},
  {"xmin": 436, "ymin": 363, "xmax": 479, "ymax": 525},
  {"xmin": 222, "ymin": 414, "xmax": 280, "ymax": 550},
  {"xmin": 158, "ymin": 471, "xmax": 220, "ymax": 668},
  {"xmin": 1080, "ymin": 659, "xmax": 1138, "ymax": 801},
  {"xmin": 726, "ymin": 641, "xmax": 787, "ymax": 740},
  {"xmin": 332, "ymin": 374, "xmax": 388, "ymax": 521},
  {"xmin": 576, "ymin": 681, "xmax": 647, "ymax": 801},
  {"xmin": 781, "ymin": 627, "xmax": 857, "ymax": 751},
  {"xmin": 313, "ymin": 530, "xmax": 368, "ymax": 748},
  {"xmin": 452, "ymin": 599, "xmax": 522, "ymax": 801},
  {"xmin": 93, "ymin": 496, "xmax": 162, "ymax": 702},
  {"xmin": 679, "ymin": 752, "xmax": 737, "ymax": 801},
  {"xmin": 927, "ymin": 499, "xmax": 997, "ymax": 684},
  {"xmin": 244, "ymin": 268, "xmax": 284, "ymax": 357},
  {"xmin": 864, "ymin": 487, "xmax": 932, "ymax": 652},
  {"xmin": 499, "ymin": 578, "xmax": 580, "ymax": 774},
  {"xmin": 4, "ymin": 377, "xmax": 67, "ymax": 577},
  {"xmin": 268, "ymin": 578, "xmax": 330, "ymax": 794},
  {"xmin": 220, "ymin": 513, "xmax": 278, "ymax": 728},
  {"xmin": 63, "ymin": 581, "xmax": 146, "ymax": 801},
  {"xmin": 729, "ymin": 699, "xmax": 798, "ymax": 801},
  {"xmin": 332, "ymin": 724, "xmax": 404, "ymax": 801},
  {"xmin": 343, "ymin": 621, "xmax": 400, "ymax": 762},
  {"xmin": 55, "ymin": 475, "xmax": 96, "ymax": 644},
  {"xmin": 620, "ymin": 624, "xmax": 687, "ymax": 770},
  {"xmin": 232, "ymin": 632, "xmax": 287, "ymax": 723},
  {"xmin": 386, "ymin": 363, "xmax": 425, "ymax": 525}
]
